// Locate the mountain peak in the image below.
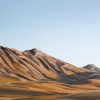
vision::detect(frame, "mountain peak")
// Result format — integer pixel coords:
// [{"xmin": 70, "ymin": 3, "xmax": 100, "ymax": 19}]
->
[
  {"xmin": 23, "ymin": 48, "xmax": 41, "ymax": 56},
  {"xmin": 29, "ymin": 48, "xmax": 39, "ymax": 55},
  {"xmin": 83, "ymin": 64, "xmax": 97, "ymax": 69},
  {"xmin": 83, "ymin": 64, "xmax": 100, "ymax": 73}
]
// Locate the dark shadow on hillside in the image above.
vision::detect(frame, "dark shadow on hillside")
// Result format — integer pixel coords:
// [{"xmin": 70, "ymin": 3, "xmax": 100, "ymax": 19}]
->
[{"xmin": 60, "ymin": 72, "xmax": 95, "ymax": 84}]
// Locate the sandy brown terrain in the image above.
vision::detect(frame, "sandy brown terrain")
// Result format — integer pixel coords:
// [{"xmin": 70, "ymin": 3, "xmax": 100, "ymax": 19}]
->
[{"xmin": 0, "ymin": 46, "xmax": 100, "ymax": 100}]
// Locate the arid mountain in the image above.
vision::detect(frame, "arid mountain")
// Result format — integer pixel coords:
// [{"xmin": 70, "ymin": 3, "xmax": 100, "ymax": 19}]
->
[
  {"xmin": 83, "ymin": 64, "xmax": 100, "ymax": 73},
  {"xmin": 0, "ymin": 46, "xmax": 100, "ymax": 100},
  {"xmin": 0, "ymin": 46, "xmax": 91, "ymax": 82}
]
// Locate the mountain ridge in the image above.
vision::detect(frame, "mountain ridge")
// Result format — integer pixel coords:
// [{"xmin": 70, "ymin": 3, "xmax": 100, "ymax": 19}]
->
[
  {"xmin": 0, "ymin": 46, "xmax": 91, "ymax": 81},
  {"xmin": 0, "ymin": 46, "xmax": 100, "ymax": 100}
]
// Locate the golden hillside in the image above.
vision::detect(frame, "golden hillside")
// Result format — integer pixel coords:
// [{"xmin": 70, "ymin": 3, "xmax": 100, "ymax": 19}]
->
[{"xmin": 0, "ymin": 46, "xmax": 100, "ymax": 100}]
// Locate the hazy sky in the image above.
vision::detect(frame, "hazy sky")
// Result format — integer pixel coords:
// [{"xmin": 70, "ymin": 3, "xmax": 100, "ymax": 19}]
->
[{"xmin": 0, "ymin": 0, "xmax": 100, "ymax": 67}]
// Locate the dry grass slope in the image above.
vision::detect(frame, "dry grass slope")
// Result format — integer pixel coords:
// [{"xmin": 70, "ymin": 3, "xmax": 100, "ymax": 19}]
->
[{"xmin": 0, "ymin": 46, "xmax": 100, "ymax": 100}]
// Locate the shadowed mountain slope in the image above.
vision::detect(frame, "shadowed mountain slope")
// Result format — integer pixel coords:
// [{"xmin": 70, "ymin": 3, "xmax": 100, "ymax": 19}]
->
[{"xmin": 83, "ymin": 64, "xmax": 100, "ymax": 73}]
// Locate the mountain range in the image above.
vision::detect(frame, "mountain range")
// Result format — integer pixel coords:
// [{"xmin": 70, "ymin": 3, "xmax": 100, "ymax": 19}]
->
[{"xmin": 0, "ymin": 46, "xmax": 100, "ymax": 100}]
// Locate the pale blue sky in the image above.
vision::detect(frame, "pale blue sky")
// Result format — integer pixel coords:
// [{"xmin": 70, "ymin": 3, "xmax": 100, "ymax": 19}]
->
[{"xmin": 0, "ymin": 0, "xmax": 100, "ymax": 67}]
